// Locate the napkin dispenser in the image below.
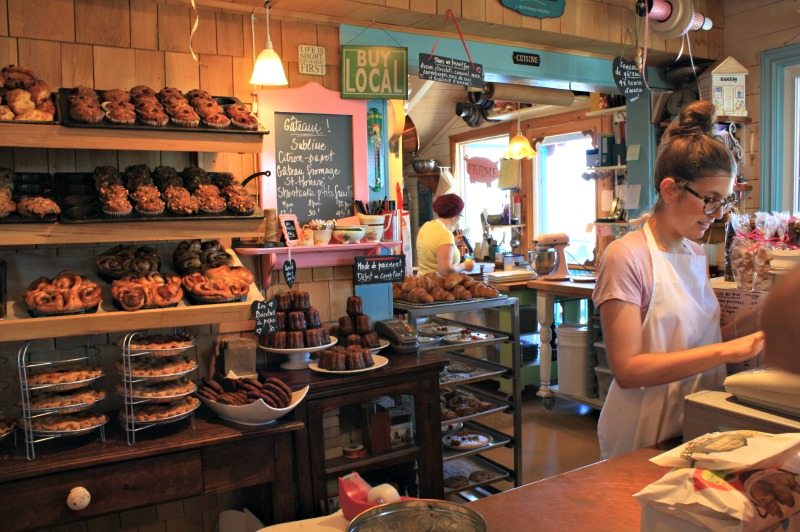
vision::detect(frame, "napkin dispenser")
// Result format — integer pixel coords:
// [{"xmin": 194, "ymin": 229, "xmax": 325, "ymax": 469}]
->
[{"xmin": 374, "ymin": 320, "xmax": 419, "ymax": 354}]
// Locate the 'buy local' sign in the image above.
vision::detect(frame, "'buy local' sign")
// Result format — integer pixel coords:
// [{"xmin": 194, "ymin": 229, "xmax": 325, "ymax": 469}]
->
[{"xmin": 341, "ymin": 46, "xmax": 408, "ymax": 99}]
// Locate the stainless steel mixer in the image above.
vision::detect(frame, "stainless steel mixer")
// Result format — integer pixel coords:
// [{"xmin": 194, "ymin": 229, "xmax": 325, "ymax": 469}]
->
[{"xmin": 532, "ymin": 233, "xmax": 571, "ymax": 280}]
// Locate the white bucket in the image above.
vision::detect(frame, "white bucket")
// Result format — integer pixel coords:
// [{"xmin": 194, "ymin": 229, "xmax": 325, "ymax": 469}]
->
[{"xmin": 556, "ymin": 324, "xmax": 592, "ymax": 397}]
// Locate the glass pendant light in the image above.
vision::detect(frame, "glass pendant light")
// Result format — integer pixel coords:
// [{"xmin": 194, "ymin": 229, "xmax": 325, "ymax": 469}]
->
[
  {"xmin": 250, "ymin": 1, "xmax": 288, "ymax": 86},
  {"xmin": 503, "ymin": 104, "xmax": 536, "ymax": 159}
]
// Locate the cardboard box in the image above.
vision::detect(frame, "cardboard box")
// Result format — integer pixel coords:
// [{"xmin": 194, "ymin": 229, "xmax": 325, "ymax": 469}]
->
[{"xmin": 699, "ymin": 56, "xmax": 748, "ymax": 117}]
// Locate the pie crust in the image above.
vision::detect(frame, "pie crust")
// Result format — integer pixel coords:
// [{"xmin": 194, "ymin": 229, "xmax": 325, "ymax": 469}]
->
[
  {"xmin": 116, "ymin": 356, "xmax": 197, "ymax": 381},
  {"xmin": 116, "ymin": 378, "xmax": 196, "ymax": 402},
  {"xmin": 0, "ymin": 417, "xmax": 16, "ymax": 438},
  {"xmin": 442, "ymin": 430, "xmax": 492, "ymax": 450},
  {"xmin": 114, "ymin": 332, "xmax": 195, "ymax": 355},
  {"xmin": 28, "ymin": 389, "xmax": 106, "ymax": 413},
  {"xmin": 24, "ymin": 412, "xmax": 108, "ymax": 433},
  {"xmin": 27, "ymin": 365, "xmax": 104, "ymax": 391}
]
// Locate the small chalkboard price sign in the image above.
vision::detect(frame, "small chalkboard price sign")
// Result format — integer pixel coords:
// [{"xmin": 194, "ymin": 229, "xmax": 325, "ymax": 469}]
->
[
  {"xmin": 252, "ymin": 298, "xmax": 279, "ymax": 336},
  {"xmin": 354, "ymin": 255, "xmax": 405, "ymax": 285},
  {"xmin": 283, "ymin": 259, "xmax": 296, "ymax": 288},
  {"xmin": 278, "ymin": 213, "xmax": 304, "ymax": 246},
  {"xmin": 418, "ymin": 53, "xmax": 483, "ymax": 89},
  {"xmin": 613, "ymin": 56, "xmax": 646, "ymax": 103}
]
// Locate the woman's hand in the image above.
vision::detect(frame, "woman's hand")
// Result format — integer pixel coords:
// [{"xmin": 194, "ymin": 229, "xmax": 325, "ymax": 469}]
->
[
  {"xmin": 723, "ymin": 331, "xmax": 765, "ymax": 364},
  {"xmin": 461, "ymin": 258, "xmax": 475, "ymax": 272}
]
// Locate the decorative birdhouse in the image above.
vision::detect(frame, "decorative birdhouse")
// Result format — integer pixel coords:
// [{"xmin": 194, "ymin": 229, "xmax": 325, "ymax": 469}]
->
[{"xmin": 699, "ymin": 56, "xmax": 748, "ymax": 117}]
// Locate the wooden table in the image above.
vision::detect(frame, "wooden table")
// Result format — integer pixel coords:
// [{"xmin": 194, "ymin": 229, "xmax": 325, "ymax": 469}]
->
[
  {"xmin": 466, "ymin": 447, "xmax": 665, "ymax": 531},
  {"xmin": 0, "ymin": 412, "xmax": 303, "ymax": 531},
  {"xmin": 526, "ymin": 278, "xmax": 596, "ymax": 407}
]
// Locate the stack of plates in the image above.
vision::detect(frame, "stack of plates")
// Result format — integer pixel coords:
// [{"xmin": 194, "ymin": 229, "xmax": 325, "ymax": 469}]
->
[{"xmin": 485, "ymin": 270, "xmax": 537, "ymax": 283}]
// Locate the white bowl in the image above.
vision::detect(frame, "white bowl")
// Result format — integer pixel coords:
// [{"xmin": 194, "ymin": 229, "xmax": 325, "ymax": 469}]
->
[
  {"xmin": 332, "ymin": 225, "xmax": 366, "ymax": 244},
  {"xmin": 363, "ymin": 225, "xmax": 384, "ymax": 242},
  {"xmin": 198, "ymin": 385, "xmax": 309, "ymax": 425}
]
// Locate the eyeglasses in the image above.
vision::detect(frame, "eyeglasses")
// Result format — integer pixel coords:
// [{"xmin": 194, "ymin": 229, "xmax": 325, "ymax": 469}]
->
[{"xmin": 682, "ymin": 184, "xmax": 737, "ymax": 215}]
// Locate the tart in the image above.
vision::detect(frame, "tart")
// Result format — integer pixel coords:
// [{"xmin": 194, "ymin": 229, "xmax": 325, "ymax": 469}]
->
[
  {"xmin": 442, "ymin": 429, "xmax": 492, "ymax": 450},
  {"xmin": 114, "ymin": 332, "xmax": 195, "ymax": 352},
  {"xmin": 116, "ymin": 356, "xmax": 197, "ymax": 381},
  {"xmin": 116, "ymin": 378, "xmax": 196, "ymax": 402},
  {"xmin": 120, "ymin": 396, "xmax": 199, "ymax": 423},
  {"xmin": 27, "ymin": 364, "xmax": 104, "ymax": 389},
  {"xmin": 24, "ymin": 412, "xmax": 108, "ymax": 433},
  {"xmin": 28, "ymin": 388, "xmax": 106, "ymax": 413}
]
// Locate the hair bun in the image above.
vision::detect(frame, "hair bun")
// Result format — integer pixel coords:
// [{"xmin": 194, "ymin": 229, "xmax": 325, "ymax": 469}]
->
[{"xmin": 668, "ymin": 100, "xmax": 716, "ymax": 138}]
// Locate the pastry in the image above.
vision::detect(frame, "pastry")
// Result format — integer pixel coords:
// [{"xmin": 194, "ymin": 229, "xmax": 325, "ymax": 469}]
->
[
  {"xmin": 444, "ymin": 475, "xmax": 469, "ymax": 489},
  {"xmin": 115, "ymin": 356, "xmax": 197, "ymax": 380},
  {"xmin": 287, "ymin": 311, "xmax": 307, "ymax": 331},
  {"xmin": 120, "ymin": 396, "xmax": 199, "ymax": 422},
  {"xmin": 0, "ymin": 105, "xmax": 14, "ymax": 120},
  {"xmin": 318, "ymin": 349, "xmax": 346, "ymax": 371},
  {"xmin": 111, "ymin": 272, "xmax": 183, "ymax": 310},
  {"xmin": 27, "ymin": 79, "xmax": 51, "ymax": 105},
  {"xmin": 305, "ymin": 308, "xmax": 321, "ymax": 329},
  {"xmin": 0, "ymin": 417, "xmax": 16, "ymax": 438},
  {"xmin": 443, "ymin": 430, "xmax": 492, "ymax": 450},
  {"xmin": 114, "ymin": 332, "xmax": 194, "ymax": 351},
  {"xmin": 24, "ymin": 270, "xmax": 103, "ymax": 315},
  {"xmin": 469, "ymin": 470, "xmax": 497, "ymax": 483},
  {"xmin": 1, "ymin": 64, "xmax": 36, "ymax": 89},
  {"xmin": 6, "ymin": 88, "xmax": 35, "ymax": 115},
  {"xmin": 202, "ymin": 112, "xmax": 231, "ymax": 128},
  {"xmin": 226, "ymin": 194, "xmax": 255, "ymax": 215},
  {"xmin": 116, "ymin": 378, "xmax": 196, "ymax": 401},
  {"xmin": 24, "ymin": 412, "xmax": 108, "ymax": 432},
  {"xmin": 70, "ymin": 101, "xmax": 105, "ymax": 123},
  {"xmin": 291, "ymin": 291, "xmax": 311, "ymax": 311},
  {"xmin": 180, "ymin": 264, "xmax": 254, "ymax": 303},
  {"xmin": 130, "ymin": 85, "xmax": 156, "ymax": 99},
  {"xmin": 355, "ymin": 314, "xmax": 372, "ymax": 334},
  {"xmin": 102, "ymin": 89, "xmax": 131, "ymax": 103},
  {"xmin": 27, "ymin": 364, "xmax": 103, "ymax": 386},
  {"xmin": 28, "ymin": 389, "xmax": 106, "ymax": 413}
]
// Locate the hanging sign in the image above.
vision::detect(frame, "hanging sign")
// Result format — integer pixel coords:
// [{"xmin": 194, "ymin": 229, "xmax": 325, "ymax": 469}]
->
[
  {"xmin": 299, "ymin": 45, "xmax": 326, "ymax": 76},
  {"xmin": 283, "ymin": 259, "xmax": 296, "ymax": 288},
  {"xmin": 252, "ymin": 298, "xmax": 279, "ymax": 336},
  {"xmin": 465, "ymin": 156, "xmax": 499, "ymax": 186},
  {"xmin": 501, "ymin": 0, "xmax": 565, "ymax": 18},
  {"xmin": 418, "ymin": 53, "xmax": 483, "ymax": 89},
  {"xmin": 612, "ymin": 56, "xmax": 646, "ymax": 103},
  {"xmin": 341, "ymin": 46, "xmax": 408, "ymax": 99},
  {"xmin": 354, "ymin": 255, "xmax": 405, "ymax": 285}
]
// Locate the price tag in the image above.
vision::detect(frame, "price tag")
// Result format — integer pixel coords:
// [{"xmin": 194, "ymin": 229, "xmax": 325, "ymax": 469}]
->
[
  {"xmin": 252, "ymin": 298, "xmax": 278, "ymax": 336},
  {"xmin": 283, "ymin": 259, "xmax": 296, "ymax": 288}
]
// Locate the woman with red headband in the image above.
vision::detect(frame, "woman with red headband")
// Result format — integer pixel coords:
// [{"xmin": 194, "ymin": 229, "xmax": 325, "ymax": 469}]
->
[{"xmin": 416, "ymin": 193, "xmax": 474, "ymax": 275}]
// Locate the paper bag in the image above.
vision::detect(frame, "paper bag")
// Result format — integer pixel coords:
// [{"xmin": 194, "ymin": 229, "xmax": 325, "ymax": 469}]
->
[{"xmin": 498, "ymin": 159, "xmax": 520, "ymax": 190}]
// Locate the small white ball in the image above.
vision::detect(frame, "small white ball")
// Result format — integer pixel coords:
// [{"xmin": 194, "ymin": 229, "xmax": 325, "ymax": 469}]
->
[
  {"xmin": 67, "ymin": 486, "xmax": 91, "ymax": 511},
  {"xmin": 366, "ymin": 483, "xmax": 401, "ymax": 504}
]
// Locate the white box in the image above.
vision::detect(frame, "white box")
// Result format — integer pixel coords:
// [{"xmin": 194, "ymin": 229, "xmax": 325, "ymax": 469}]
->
[{"xmin": 698, "ymin": 56, "xmax": 748, "ymax": 117}]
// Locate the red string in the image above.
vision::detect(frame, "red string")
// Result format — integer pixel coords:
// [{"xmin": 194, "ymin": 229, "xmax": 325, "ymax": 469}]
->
[{"xmin": 428, "ymin": 9, "xmax": 475, "ymax": 69}]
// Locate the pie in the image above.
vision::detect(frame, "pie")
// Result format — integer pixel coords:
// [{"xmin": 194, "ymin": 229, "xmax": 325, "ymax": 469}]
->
[
  {"xmin": 24, "ymin": 412, "xmax": 108, "ymax": 432},
  {"xmin": 115, "ymin": 356, "xmax": 197, "ymax": 380},
  {"xmin": 28, "ymin": 389, "xmax": 106, "ymax": 413},
  {"xmin": 27, "ymin": 365, "xmax": 103, "ymax": 388},
  {"xmin": 120, "ymin": 396, "xmax": 199, "ymax": 422},
  {"xmin": 116, "ymin": 378, "xmax": 196, "ymax": 401},
  {"xmin": 0, "ymin": 417, "xmax": 16, "ymax": 438},
  {"xmin": 443, "ymin": 430, "xmax": 492, "ymax": 450},
  {"xmin": 114, "ymin": 332, "xmax": 194, "ymax": 352}
]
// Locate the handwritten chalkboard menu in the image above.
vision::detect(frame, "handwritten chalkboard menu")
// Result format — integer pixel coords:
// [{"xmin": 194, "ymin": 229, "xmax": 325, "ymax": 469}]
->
[
  {"xmin": 354, "ymin": 255, "xmax": 405, "ymax": 285},
  {"xmin": 419, "ymin": 53, "xmax": 483, "ymax": 89},
  {"xmin": 613, "ymin": 56, "xmax": 646, "ymax": 103},
  {"xmin": 274, "ymin": 112, "xmax": 354, "ymax": 222},
  {"xmin": 252, "ymin": 299, "xmax": 278, "ymax": 336}
]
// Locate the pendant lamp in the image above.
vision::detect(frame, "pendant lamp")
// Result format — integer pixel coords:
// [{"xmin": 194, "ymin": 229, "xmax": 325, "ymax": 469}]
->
[
  {"xmin": 250, "ymin": 1, "xmax": 288, "ymax": 86},
  {"xmin": 503, "ymin": 105, "xmax": 536, "ymax": 160}
]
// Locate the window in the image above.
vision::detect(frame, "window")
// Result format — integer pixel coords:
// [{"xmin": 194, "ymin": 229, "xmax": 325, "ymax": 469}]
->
[{"xmin": 534, "ymin": 133, "xmax": 597, "ymax": 265}]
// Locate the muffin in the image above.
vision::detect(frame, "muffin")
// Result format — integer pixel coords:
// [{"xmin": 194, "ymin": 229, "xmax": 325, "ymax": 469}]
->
[
  {"xmin": 103, "ymin": 196, "xmax": 132, "ymax": 216},
  {"xmin": 227, "ymin": 194, "xmax": 255, "ymax": 215},
  {"xmin": 102, "ymin": 89, "xmax": 131, "ymax": 103},
  {"xmin": 135, "ymin": 197, "xmax": 166, "ymax": 216},
  {"xmin": 202, "ymin": 112, "xmax": 231, "ymax": 128},
  {"xmin": 167, "ymin": 195, "xmax": 199, "ymax": 215},
  {"xmin": 170, "ymin": 107, "xmax": 200, "ymax": 128},
  {"xmin": 197, "ymin": 194, "xmax": 227, "ymax": 215}
]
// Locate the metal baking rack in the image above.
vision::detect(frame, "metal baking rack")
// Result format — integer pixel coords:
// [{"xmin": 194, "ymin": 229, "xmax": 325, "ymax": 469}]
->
[
  {"xmin": 17, "ymin": 340, "xmax": 106, "ymax": 460},
  {"xmin": 117, "ymin": 330, "xmax": 198, "ymax": 446}
]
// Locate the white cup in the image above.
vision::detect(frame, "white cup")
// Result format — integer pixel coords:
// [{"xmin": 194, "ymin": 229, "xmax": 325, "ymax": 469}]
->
[
  {"xmin": 363, "ymin": 224, "xmax": 384, "ymax": 242},
  {"xmin": 312, "ymin": 227, "xmax": 332, "ymax": 245}
]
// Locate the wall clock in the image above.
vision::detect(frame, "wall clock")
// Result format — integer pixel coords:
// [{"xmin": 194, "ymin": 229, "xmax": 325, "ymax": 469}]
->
[{"xmin": 666, "ymin": 88, "xmax": 699, "ymax": 117}]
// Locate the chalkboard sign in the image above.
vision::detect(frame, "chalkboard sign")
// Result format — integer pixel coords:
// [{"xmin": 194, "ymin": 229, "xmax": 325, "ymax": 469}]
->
[
  {"xmin": 613, "ymin": 56, "xmax": 646, "ymax": 103},
  {"xmin": 354, "ymin": 255, "xmax": 406, "ymax": 285},
  {"xmin": 274, "ymin": 111, "xmax": 354, "ymax": 223},
  {"xmin": 252, "ymin": 298, "xmax": 279, "ymax": 336},
  {"xmin": 283, "ymin": 259, "xmax": 296, "ymax": 288},
  {"xmin": 418, "ymin": 53, "xmax": 483, "ymax": 89}
]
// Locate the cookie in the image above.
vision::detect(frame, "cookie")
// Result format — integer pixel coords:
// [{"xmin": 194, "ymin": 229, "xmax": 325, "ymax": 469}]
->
[
  {"xmin": 444, "ymin": 475, "xmax": 469, "ymax": 489},
  {"xmin": 469, "ymin": 470, "xmax": 497, "ymax": 483}
]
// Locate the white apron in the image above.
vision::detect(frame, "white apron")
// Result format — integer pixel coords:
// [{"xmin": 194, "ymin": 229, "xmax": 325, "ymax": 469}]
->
[{"xmin": 597, "ymin": 222, "xmax": 725, "ymax": 459}]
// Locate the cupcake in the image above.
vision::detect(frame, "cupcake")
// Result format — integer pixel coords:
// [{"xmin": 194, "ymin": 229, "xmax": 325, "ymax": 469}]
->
[
  {"xmin": 135, "ymin": 197, "xmax": 166, "ymax": 217},
  {"xmin": 98, "ymin": 184, "xmax": 128, "ymax": 202},
  {"xmin": 104, "ymin": 103, "xmax": 136, "ymax": 125},
  {"xmin": 197, "ymin": 194, "xmax": 227, "ymax": 215},
  {"xmin": 162, "ymin": 185, "xmax": 190, "ymax": 201},
  {"xmin": 202, "ymin": 112, "xmax": 231, "ymax": 129},
  {"xmin": 158, "ymin": 86, "xmax": 183, "ymax": 100},
  {"xmin": 137, "ymin": 109, "xmax": 168, "ymax": 127},
  {"xmin": 130, "ymin": 85, "xmax": 156, "ymax": 99},
  {"xmin": 227, "ymin": 194, "xmax": 255, "ymax": 215},
  {"xmin": 170, "ymin": 107, "xmax": 200, "ymax": 128},
  {"xmin": 70, "ymin": 102, "xmax": 105, "ymax": 124},
  {"xmin": 102, "ymin": 89, "xmax": 131, "ymax": 103},
  {"xmin": 167, "ymin": 195, "xmax": 199, "ymax": 215},
  {"xmin": 221, "ymin": 184, "xmax": 248, "ymax": 199},
  {"xmin": 103, "ymin": 197, "xmax": 133, "ymax": 216},
  {"xmin": 130, "ymin": 185, "xmax": 160, "ymax": 204},
  {"xmin": 186, "ymin": 89, "xmax": 212, "ymax": 101}
]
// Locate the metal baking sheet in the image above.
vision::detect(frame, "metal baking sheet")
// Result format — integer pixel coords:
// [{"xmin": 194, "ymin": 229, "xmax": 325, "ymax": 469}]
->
[
  {"xmin": 0, "ymin": 172, "xmax": 59, "ymax": 224},
  {"xmin": 441, "ymin": 421, "xmax": 511, "ymax": 462},
  {"xmin": 443, "ymin": 455, "xmax": 510, "ymax": 494},
  {"xmin": 440, "ymin": 386, "xmax": 509, "ymax": 424},
  {"xmin": 58, "ymin": 90, "xmax": 267, "ymax": 134},
  {"xmin": 393, "ymin": 294, "xmax": 508, "ymax": 309}
]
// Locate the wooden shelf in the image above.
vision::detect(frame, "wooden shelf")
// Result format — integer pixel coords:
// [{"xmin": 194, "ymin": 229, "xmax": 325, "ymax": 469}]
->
[
  {"xmin": 0, "ymin": 249, "xmax": 261, "ymax": 342},
  {"xmin": 0, "ymin": 123, "xmax": 265, "ymax": 153},
  {"xmin": 0, "ymin": 217, "xmax": 266, "ymax": 246},
  {"xmin": 717, "ymin": 115, "xmax": 752, "ymax": 124}
]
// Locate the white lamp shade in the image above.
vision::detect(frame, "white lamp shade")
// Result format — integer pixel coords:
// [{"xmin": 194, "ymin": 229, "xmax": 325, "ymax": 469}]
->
[{"xmin": 250, "ymin": 46, "xmax": 288, "ymax": 86}]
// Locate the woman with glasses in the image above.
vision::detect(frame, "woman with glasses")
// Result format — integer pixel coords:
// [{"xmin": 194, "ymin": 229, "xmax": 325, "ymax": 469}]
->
[{"xmin": 592, "ymin": 100, "xmax": 765, "ymax": 459}]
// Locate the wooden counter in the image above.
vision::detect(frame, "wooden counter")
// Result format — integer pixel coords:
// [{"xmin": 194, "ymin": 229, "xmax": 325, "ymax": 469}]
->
[
  {"xmin": 0, "ymin": 412, "xmax": 303, "ymax": 531},
  {"xmin": 466, "ymin": 447, "xmax": 665, "ymax": 531}
]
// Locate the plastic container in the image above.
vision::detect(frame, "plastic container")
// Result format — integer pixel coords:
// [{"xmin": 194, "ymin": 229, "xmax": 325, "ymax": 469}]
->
[
  {"xmin": 594, "ymin": 366, "xmax": 613, "ymax": 402},
  {"xmin": 555, "ymin": 324, "xmax": 592, "ymax": 397}
]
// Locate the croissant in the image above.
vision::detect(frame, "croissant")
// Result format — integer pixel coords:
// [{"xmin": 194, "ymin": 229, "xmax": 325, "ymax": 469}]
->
[
  {"xmin": 450, "ymin": 285, "xmax": 472, "ymax": 300},
  {"xmin": 392, "ymin": 284, "xmax": 407, "ymax": 300},
  {"xmin": 459, "ymin": 273, "xmax": 475, "ymax": 288},
  {"xmin": 400, "ymin": 276, "xmax": 422, "ymax": 291},
  {"xmin": 430, "ymin": 286, "xmax": 455, "ymax": 302},
  {"xmin": 406, "ymin": 287, "xmax": 433, "ymax": 304},
  {"xmin": 469, "ymin": 282, "xmax": 499, "ymax": 298},
  {"xmin": 442, "ymin": 272, "xmax": 462, "ymax": 290}
]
